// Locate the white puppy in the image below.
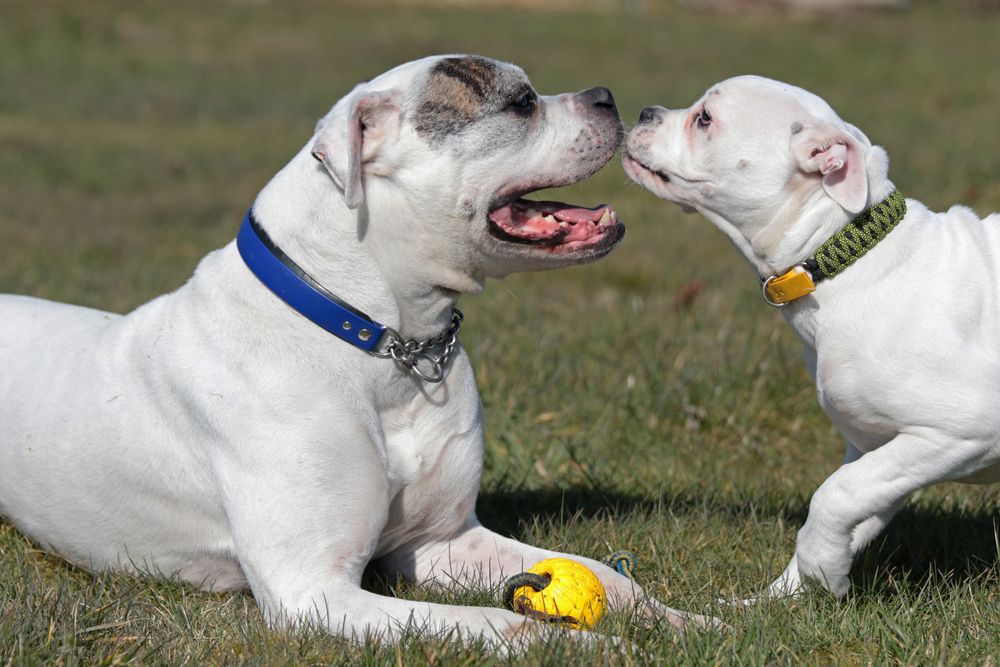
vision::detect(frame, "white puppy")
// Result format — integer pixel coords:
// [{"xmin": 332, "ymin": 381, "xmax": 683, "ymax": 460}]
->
[
  {"xmin": 0, "ymin": 55, "xmax": 694, "ymax": 645},
  {"xmin": 624, "ymin": 75, "xmax": 1000, "ymax": 599}
]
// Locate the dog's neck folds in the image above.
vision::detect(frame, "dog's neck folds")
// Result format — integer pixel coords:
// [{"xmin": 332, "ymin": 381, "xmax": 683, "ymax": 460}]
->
[
  {"xmin": 247, "ymin": 145, "xmax": 464, "ymax": 341},
  {"xmin": 751, "ymin": 175, "xmax": 896, "ymax": 278}
]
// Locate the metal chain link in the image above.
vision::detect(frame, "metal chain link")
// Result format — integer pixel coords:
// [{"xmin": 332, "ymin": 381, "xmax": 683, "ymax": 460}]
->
[{"xmin": 369, "ymin": 308, "xmax": 463, "ymax": 383}]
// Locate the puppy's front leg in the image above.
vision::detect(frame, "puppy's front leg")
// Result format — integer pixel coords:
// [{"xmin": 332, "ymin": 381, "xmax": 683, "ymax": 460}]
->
[
  {"xmin": 380, "ymin": 518, "xmax": 706, "ymax": 630},
  {"xmin": 763, "ymin": 496, "xmax": 903, "ymax": 600},
  {"xmin": 778, "ymin": 431, "xmax": 986, "ymax": 598},
  {"xmin": 761, "ymin": 438, "xmax": 873, "ymax": 600}
]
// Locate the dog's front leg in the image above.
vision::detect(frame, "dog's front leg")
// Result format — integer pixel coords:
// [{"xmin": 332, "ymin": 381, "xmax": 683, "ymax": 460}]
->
[
  {"xmin": 761, "ymin": 438, "xmax": 878, "ymax": 600},
  {"xmin": 380, "ymin": 518, "xmax": 707, "ymax": 630},
  {"xmin": 214, "ymin": 433, "xmax": 537, "ymax": 645},
  {"xmin": 777, "ymin": 431, "xmax": 986, "ymax": 598},
  {"xmin": 763, "ymin": 497, "xmax": 903, "ymax": 600}
]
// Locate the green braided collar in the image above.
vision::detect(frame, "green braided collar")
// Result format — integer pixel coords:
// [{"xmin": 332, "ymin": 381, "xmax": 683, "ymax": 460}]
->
[{"xmin": 801, "ymin": 189, "xmax": 907, "ymax": 281}]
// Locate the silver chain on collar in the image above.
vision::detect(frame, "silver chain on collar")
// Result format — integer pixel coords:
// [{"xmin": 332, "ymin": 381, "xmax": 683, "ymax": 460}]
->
[{"xmin": 369, "ymin": 308, "xmax": 463, "ymax": 383}]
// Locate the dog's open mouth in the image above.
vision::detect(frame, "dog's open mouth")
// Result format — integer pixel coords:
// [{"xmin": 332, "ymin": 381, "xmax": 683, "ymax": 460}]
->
[{"xmin": 487, "ymin": 199, "xmax": 623, "ymax": 251}]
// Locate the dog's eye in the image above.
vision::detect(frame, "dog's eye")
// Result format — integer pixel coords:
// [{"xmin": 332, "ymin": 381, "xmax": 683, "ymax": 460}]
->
[
  {"xmin": 507, "ymin": 90, "xmax": 537, "ymax": 116},
  {"xmin": 695, "ymin": 107, "xmax": 712, "ymax": 129}
]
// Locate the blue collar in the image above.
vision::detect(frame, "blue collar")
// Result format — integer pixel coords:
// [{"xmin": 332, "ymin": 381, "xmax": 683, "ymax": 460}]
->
[
  {"xmin": 237, "ymin": 210, "xmax": 387, "ymax": 352},
  {"xmin": 236, "ymin": 210, "xmax": 464, "ymax": 382}
]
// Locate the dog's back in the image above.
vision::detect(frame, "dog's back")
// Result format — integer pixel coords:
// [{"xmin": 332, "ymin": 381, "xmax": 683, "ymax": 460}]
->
[
  {"xmin": 0, "ymin": 292, "xmax": 246, "ymax": 586},
  {"xmin": 0, "ymin": 294, "xmax": 120, "ymax": 419}
]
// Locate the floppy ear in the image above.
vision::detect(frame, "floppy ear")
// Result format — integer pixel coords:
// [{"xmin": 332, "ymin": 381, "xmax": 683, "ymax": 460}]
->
[
  {"xmin": 311, "ymin": 91, "xmax": 401, "ymax": 210},
  {"xmin": 790, "ymin": 121, "xmax": 869, "ymax": 214}
]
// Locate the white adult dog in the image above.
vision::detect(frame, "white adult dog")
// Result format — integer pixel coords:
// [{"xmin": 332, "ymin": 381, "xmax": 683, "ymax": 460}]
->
[
  {"xmin": 0, "ymin": 55, "xmax": 693, "ymax": 645},
  {"xmin": 623, "ymin": 75, "xmax": 1000, "ymax": 599}
]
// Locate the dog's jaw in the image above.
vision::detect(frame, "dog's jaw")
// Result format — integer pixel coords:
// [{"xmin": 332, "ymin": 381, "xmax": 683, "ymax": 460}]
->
[
  {"xmin": 622, "ymin": 152, "xmax": 676, "ymax": 202},
  {"xmin": 486, "ymin": 199, "xmax": 622, "ymax": 250}
]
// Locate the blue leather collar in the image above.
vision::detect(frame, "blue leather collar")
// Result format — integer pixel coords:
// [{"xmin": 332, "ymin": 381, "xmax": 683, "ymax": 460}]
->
[{"xmin": 236, "ymin": 210, "xmax": 386, "ymax": 352}]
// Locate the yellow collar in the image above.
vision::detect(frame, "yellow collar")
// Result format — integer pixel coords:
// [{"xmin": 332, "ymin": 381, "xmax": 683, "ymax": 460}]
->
[
  {"xmin": 759, "ymin": 190, "xmax": 907, "ymax": 307},
  {"xmin": 761, "ymin": 265, "xmax": 816, "ymax": 307}
]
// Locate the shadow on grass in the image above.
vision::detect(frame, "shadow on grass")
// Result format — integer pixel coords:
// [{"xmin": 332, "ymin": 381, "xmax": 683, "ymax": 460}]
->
[
  {"xmin": 475, "ymin": 484, "xmax": 999, "ymax": 593},
  {"xmin": 853, "ymin": 507, "xmax": 1000, "ymax": 594},
  {"xmin": 4, "ymin": 485, "xmax": 997, "ymax": 602},
  {"xmin": 475, "ymin": 483, "xmax": 811, "ymax": 534}
]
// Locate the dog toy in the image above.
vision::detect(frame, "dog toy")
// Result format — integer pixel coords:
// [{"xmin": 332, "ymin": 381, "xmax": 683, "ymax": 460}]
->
[
  {"xmin": 605, "ymin": 549, "xmax": 636, "ymax": 580},
  {"xmin": 502, "ymin": 557, "xmax": 606, "ymax": 630}
]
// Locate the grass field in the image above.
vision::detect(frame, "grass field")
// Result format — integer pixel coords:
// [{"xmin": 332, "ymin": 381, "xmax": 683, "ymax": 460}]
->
[{"xmin": 2, "ymin": 0, "xmax": 999, "ymax": 664}]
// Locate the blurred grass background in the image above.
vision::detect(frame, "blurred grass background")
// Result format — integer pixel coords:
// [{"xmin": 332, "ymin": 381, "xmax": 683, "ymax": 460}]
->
[{"xmin": 1, "ymin": 0, "xmax": 999, "ymax": 664}]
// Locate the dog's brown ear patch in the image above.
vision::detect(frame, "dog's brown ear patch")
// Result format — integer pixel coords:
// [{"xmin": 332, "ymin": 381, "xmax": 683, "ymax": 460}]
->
[{"xmin": 415, "ymin": 56, "xmax": 501, "ymax": 140}]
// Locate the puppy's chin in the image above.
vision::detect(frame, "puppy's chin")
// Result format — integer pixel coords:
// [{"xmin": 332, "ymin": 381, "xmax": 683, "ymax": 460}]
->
[{"xmin": 622, "ymin": 153, "xmax": 690, "ymax": 210}]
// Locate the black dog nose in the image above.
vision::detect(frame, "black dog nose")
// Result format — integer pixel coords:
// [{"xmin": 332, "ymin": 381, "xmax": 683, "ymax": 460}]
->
[
  {"xmin": 578, "ymin": 86, "xmax": 618, "ymax": 114},
  {"xmin": 639, "ymin": 106, "xmax": 660, "ymax": 124}
]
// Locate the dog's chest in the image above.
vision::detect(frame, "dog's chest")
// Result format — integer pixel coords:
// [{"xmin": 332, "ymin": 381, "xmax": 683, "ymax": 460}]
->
[
  {"xmin": 373, "ymin": 365, "xmax": 484, "ymax": 551},
  {"xmin": 377, "ymin": 388, "xmax": 479, "ymax": 495},
  {"xmin": 381, "ymin": 420, "xmax": 429, "ymax": 493}
]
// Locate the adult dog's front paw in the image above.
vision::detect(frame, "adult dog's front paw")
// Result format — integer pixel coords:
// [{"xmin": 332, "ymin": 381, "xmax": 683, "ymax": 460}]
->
[
  {"xmin": 601, "ymin": 572, "xmax": 721, "ymax": 631},
  {"xmin": 628, "ymin": 593, "xmax": 724, "ymax": 631}
]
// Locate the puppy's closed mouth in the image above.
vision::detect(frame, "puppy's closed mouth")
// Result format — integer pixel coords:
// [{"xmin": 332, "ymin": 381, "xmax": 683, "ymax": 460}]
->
[
  {"xmin": 487, "ymin": 199, "xmax": 624, "ymax": 252},
  {"xmin": 623, "ymin": 153, "xmax": 671, "ymax": 186}
]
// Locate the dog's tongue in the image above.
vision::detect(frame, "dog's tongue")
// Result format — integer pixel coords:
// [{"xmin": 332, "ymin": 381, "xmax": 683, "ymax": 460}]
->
[{"xmin": 488, "ymin": 199, "xmax": 617, "ymax": 243}]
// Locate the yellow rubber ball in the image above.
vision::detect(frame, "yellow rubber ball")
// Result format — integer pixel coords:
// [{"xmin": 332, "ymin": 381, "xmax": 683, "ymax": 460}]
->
[{"xmin": 512, "ymin": 557, "xmax": 607, "ymax": 630}]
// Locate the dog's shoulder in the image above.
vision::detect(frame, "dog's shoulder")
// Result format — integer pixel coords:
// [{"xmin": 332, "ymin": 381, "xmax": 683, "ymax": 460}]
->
[
  {"xmin": 904, "ymin": 199, "xmax": 998, "ymax": 241},
  {"xmin": 941, "ymin": 203, "xmax": 989, "ymax": 225}
]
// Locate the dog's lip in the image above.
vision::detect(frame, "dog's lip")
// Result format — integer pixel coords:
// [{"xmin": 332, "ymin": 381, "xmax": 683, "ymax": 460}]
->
[
  {"xmin": 624, "ymin": 152, "xmax": 711, "ymax": 187},
  {"xmin": 623, "ymin": 152, "xmax": 671, "ymax": 184},
  {"xmin": 486, "ymin": 198, "xmax": 623, "ymax": 250},
  {"xmin": 623, "ymin": 153, "xmax": 698, "ymax": 214}
]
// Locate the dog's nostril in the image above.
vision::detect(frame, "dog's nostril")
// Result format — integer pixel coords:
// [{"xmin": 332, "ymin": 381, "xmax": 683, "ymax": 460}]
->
[
  {"xmin": 639, "ymin": 106, "xmax": 659, "ymax": 124},
  {"xmin": 578, "ymin": 86, "xmax": 618, "ymax": 113}
]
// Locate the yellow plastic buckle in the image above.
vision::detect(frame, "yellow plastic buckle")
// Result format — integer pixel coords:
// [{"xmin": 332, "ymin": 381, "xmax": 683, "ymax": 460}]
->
[{"xmin": 761, "ymin": 265, "xmax": 816, "ymax": 307}]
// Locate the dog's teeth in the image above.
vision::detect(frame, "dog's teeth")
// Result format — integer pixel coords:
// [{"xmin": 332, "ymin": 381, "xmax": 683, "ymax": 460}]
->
[
  {"xmin": 525, "ymin": 208, "xmax": 540, "ymax": 219},
  {"xmin": 598, "ymin": 209, "xmax": 613, "ymax": 226},
  {"xmin": 558, "ymin": 221, "xmax": 569, "ymax": 227}
]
